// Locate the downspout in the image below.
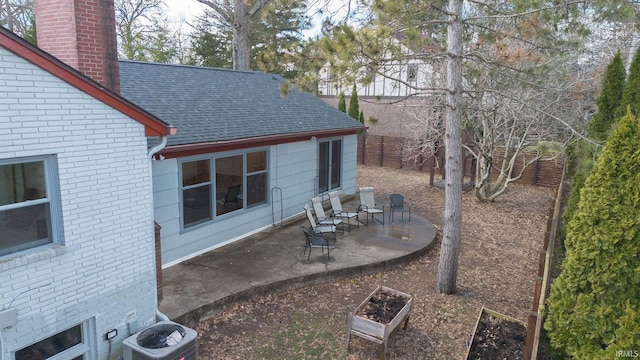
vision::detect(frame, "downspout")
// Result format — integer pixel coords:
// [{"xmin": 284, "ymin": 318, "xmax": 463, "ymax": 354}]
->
[{"xmin": 147, "ymin": 136, "xmax": 171, "ymax": 322}]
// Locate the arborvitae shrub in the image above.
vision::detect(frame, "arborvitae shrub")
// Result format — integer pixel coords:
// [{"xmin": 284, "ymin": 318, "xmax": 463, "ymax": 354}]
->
[
  {"xmin": 590, "ymin": 51, "xmax": 625, "ymax": 141},
  {"xmin": 338, "ymin": 92, "xmax": 346, "ymax": 113},
  {"xmin": 348, "ymin": 84, "xmax": 359, "ymax": 120},
  {"xmin": 545, "ymin": 112, "xmax": 640, "ymax": 358}
]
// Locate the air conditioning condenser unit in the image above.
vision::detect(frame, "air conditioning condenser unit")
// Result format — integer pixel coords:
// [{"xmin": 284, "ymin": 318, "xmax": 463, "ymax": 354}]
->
[{"xmin": 123, "ymin": 320, "xmax": 197, "ymax": 360}]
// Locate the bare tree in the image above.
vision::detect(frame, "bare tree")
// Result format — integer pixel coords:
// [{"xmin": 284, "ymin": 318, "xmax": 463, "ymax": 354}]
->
[
  {"xmin": 1, "ymin": 0, "xmax": 35, "ymax": 41},
  {"xmin": 115, "ymin": 0, "xmax": 180, "ymax": 62},
  {"xmin": 307, "ymin": 0, "xmax": 634, "ymax": 294}
]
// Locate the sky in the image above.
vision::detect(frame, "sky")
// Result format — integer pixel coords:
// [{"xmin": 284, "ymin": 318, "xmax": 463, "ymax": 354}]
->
[
  {"xmin": 162, "ymin": 0, "xmax": 352, "ymax": 39},
  {"xmin": 164, "ymin": 0, "xmax": 206, "ymax": 25}
]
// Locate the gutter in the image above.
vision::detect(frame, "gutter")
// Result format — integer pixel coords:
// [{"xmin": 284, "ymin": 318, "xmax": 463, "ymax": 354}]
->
[
  {"xmin": 148, "ymin": 136, "xmax": 168, "ymax": 159},
  {"xmin": 158, "ymin": 127, "xmax": 365, "ymax": 159},
  {"xmin": 147, "ymin": 136, "xmax": 169, "ymax": 323}
]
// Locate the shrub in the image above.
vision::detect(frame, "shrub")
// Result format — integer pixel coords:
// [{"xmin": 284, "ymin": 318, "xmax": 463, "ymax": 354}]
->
[
  {"xmin": 590, "ymin": 51, "xmax": 625, "ymax": 141},
  {"xmin": 338, "ymin": 92, "xmax": 346, "ymax": 113},
  {"xmin": 348, "ymin": 84, "xmax": 359, "ymax": 120},
  {"xmin": 545, "ymin": 111, "xmax": 640, "ymax": 358}
]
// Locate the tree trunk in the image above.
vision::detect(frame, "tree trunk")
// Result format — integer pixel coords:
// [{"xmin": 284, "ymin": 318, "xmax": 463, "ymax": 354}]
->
[
  {"xmin": 233, "ymin": 0, "xmax": 251, "ymax": 70},
  {"xmin": 436, "ymin": 0, "xmax": 463, "ymax": 295}
]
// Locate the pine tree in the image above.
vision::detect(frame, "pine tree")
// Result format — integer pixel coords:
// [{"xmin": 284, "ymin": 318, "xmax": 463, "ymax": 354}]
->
[
  {"xmin": 348, "ymin": 84, "xmax": 359, "ymax": 120},
  {"xmin": 338, "ymin": 92, "xmax": 346, "ymax": 113},
  {"xmin": 617, "ymin": 46, "xmax": 640, "ymax": 118},
  {"xmin": 545, "ymin": 110, "xmax": 640, "ymax": 358},
  {"xmin": 195, "ymin": 0, "xmax": 310, "ymax": 73},
  {"xmin": 589, "ymin": 51, "xmax": 625, "ymax": 141}
]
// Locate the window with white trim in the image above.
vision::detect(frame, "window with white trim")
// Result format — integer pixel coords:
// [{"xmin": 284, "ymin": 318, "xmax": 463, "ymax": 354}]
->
[
  {"xmin": 14, "ymin": 322, "xmax": 91, "ymax": 359},
  {"xmin": 0, "ymin": 156, "xmax": 59, "ymax": 257},
  {"xmin": 181, "ymin": 150, "xmax": 268, "ymax": 229}
]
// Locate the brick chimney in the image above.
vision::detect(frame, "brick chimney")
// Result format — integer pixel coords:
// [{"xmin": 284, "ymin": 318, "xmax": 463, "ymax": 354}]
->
[{"xmin": 33, "ymin": 0, "xmax": 120, "ymax": 94}]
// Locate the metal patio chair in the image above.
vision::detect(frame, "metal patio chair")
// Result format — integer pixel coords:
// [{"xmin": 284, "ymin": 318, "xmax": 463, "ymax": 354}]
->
[
  {"xmin": 301, "ymin": 226, "xmax": 335, "ymax": 262},
  {"xmin": 328, "ymin": 191, "xmax": 359, "ymax": 231},
  {"xmin": 311, "ymin": 196, "xmax": 344, "ymax": 232},
  {"xmin": 304, "ymin": 204, "xmax": 337, "ymax": 240},
  {"xmin": 357, "ymin": 187, "xmax": 385, "ymax": 225},
  {"xmin": 389, "ymin": 194, "xmax": 411, "ymax": 223}
]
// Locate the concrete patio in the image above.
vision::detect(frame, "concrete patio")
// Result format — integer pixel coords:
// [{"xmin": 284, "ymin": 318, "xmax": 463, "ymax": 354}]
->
[{"xmin": 158, "ymin": 200, "xmax": 437, "ymax": 328}]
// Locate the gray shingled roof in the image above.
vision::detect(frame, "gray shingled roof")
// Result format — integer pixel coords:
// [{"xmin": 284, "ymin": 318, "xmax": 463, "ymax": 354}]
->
[{"xmin": 118, "ymin": 61, "xmax": 363, "ymax": 147}]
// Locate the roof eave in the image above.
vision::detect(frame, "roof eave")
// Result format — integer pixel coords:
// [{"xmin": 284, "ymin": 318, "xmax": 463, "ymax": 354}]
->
[{"xmin": 157, "ymin": 127, "xmax": 365, "ymax": 159}]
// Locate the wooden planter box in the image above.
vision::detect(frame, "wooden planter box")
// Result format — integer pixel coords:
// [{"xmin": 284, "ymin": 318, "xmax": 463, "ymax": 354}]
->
[
  {"xmin": 465, "ymin": 307, "xmax": 527, "ymax": 360},
  {"xmin": 346, "ymin": 286, "xmax": 413, "ymax": 359}
]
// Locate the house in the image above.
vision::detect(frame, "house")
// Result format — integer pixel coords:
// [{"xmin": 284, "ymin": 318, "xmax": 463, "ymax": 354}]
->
[
  {"xmin": 0, "ymin": 17, "xmax": 174, "ymax": 360},
  {"xmin": 317, "ymin": 36, "xmax": 444, "ymax": 138},
  {"xmin": 1, "ymin": 0, "xmax": 363, "ymax": 357},
  {"xmin": 118, "ymin": 61, "xmax": 365, "ymax": 267}
]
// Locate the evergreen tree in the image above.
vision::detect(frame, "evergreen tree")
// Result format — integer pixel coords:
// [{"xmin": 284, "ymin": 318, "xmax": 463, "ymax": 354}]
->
[
  {"xmin": 337, "ymin": 92, "xmax": 346, "ymax": 113},
  {"xmin": 545, "ymin": 110, "xmax": 640, "ymax": 358},
  {"xmin": 348, "ymin": 84, "xmax": 359, "ymax": 120},
  {"xmin": 187, "ymin": 14, "xmax": 233, "ymax": 68},
  {"xmin": 590, "ymin": 51, "xmax": 626, "ymax": 141},
  {"xmin": 193, "ymin": 0, "xmax": 310, "ymax": 77},
  {"xmin": 359, "ymin": 110, "xmax": 365, "ymax": 125},
  {"xmin": 253, "ymin": 0, "xmax": 310, "ymax": 79},
  {"xmin": 617, "ymin": 46, "xmax": 640, "ymax": 118}
]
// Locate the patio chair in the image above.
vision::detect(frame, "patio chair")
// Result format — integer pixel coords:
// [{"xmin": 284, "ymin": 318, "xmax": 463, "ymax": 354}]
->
[
  {"xmin": 357, "ymin": 187, "xmax": 385, "ymax": 225},
  {"xmin": 304, "ymin": 204, "xmax": 337, "ymax": 240},
  {"xmin": 301, "ymin": 226, "xmax": 335, "ymax": 262},
  {"xmin": 328, "ymin": 191, "xmax": 359, "ymax": 231},
  {"xmin": 311, "ymin": 196, "xmax": 344, "ymax": 231},
  {"xmin": 389, "ymin": 194, "xmax": 411, "ymax": 223},
  {"xmin": 216, "ymin": 184, "xmax": 240, "ymax": 207}
]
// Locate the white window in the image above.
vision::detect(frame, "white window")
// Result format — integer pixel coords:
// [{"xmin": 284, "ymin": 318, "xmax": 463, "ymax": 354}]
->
[
  {"xmin": 0, "ymin": 156, "xmax": 60, "ymax": 258},
  {"xmin": 14, "ymin": 321, "xmax": 93, "ymax": 359}
]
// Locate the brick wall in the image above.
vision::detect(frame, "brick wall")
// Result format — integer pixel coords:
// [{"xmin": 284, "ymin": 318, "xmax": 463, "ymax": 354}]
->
[
  {"xmin": 33, "ymin": 0, "xmax": 120, "ymax": 93},
  {"xmin": 358, "ymin": 134, "xmax": 564, "ymax": 188},
  {"xmin": 0, "ymin": 47, "xmax": 155, "ymax": 359}
]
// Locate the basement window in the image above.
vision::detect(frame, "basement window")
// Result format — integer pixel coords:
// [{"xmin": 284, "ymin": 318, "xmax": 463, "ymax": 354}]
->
[{"xmin": 14, "ymin": 323, "xmax": 90, "ymax": 359}]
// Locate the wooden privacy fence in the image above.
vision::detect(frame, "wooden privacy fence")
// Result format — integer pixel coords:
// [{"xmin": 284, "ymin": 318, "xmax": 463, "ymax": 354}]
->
[
  {"xmin": 525, "ymin": 165, "xmax": 565, "ymax": 359},
  {"xmin": 357, "ymin": 134, "xmax": 564, "ymax": 188}
]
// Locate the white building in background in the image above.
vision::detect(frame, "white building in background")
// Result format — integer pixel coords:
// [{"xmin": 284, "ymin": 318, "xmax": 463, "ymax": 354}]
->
[
  {"xmin": 317, "ymin": 36, "xmax": 444, "ymax": 98},
  {"xmin": 316, "ymin": 36, "xmax": 445, "ymax": 138}
]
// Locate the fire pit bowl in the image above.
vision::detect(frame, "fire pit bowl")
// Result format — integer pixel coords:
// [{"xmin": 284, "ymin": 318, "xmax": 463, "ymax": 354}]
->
[{"xmin": 345, "ymin": 285, "xmax": 413, "ymax": 359}]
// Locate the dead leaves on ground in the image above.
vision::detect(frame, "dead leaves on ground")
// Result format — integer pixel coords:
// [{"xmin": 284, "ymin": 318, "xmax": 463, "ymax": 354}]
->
[{"xmin": 197, "ymin": 166, "xmax": 554, "ymax": 359}]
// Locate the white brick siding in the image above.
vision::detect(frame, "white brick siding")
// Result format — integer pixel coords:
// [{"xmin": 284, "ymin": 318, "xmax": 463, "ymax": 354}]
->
[{"xmin": 0, "ymin": 47, "xmax": 157, "ymax": 359}]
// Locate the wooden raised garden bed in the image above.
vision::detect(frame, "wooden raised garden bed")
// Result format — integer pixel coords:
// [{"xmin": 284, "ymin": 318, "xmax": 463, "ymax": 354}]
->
[
  {"xmin": 345, "ymin": 286, "xmax": 413, "ymax": 359},
  {"xmin": 465, "ymin": 307, "xmax": 527, "ymax": 360}
]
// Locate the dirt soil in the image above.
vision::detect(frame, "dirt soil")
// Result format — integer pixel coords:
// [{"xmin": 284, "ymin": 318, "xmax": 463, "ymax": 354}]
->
[
  {"xmin": 356, "ymin": 289, "xmax": 409, "ymax": 324},
  {"xmin": 468, "ymin": 314, "xmax": 526, "ymax": 359},
  {"xmin": 196, "ymin": 165, "xmax": 554, "ymax": 359}
]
